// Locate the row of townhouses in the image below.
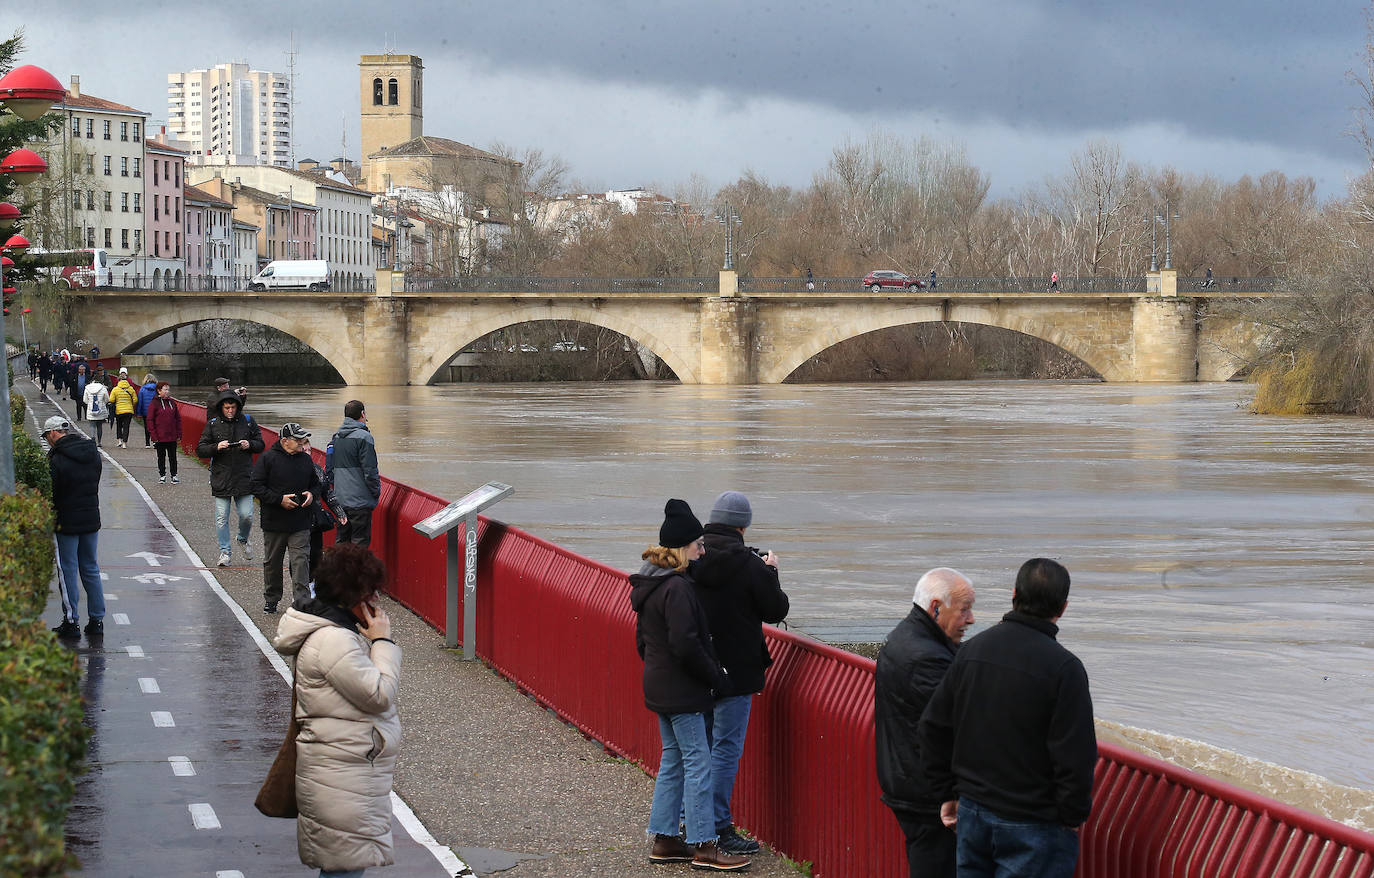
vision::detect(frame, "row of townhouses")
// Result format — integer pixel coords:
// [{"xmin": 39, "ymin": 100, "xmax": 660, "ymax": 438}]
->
[{"xmin": 29, "ymin": 76, "xmax": 381, "ymax": 290}]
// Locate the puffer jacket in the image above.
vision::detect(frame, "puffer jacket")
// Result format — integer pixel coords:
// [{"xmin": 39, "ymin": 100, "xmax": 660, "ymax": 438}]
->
[
  {"xmin": 136, "ymin": 380, "xmax": 157, "ymax": 417},
  {"xmin": 195, "ymin": 391, "xmax": 265, "ymax": 497},
  {"xmin": 48, "ymin": 433, "xmax": 102, "ymax": 534},
  {"xmin": 273, "ymin": 602, "xmax": 402, "ymax": 872},
  {"xmin": 110, "ymin": 379, "xmax": 139, "ymax": 415},
  {"xmin": 629, "ymin": 562, "xmax": 726, "ymax": 715}
]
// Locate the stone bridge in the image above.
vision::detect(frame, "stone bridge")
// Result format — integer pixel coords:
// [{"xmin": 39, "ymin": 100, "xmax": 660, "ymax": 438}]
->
[{"xmin": 68, "ymin": 270, "xmax": 1270, "ymax": 386}]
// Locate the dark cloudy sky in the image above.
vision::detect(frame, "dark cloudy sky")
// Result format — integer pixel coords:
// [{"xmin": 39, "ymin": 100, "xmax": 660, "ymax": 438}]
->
[{"xmin": 17, "ymin": 0, "xmax": 1372, "ymax": 197}]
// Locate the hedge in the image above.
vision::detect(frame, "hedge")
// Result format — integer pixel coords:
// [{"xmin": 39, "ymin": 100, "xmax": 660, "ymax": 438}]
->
[
  {"xmin": 0, "ymin": 473, "xmax": 87, "ymax": 875},
  {"xmin": 10, "ymin": 392, "xmax": 50, "ymax": 498}
]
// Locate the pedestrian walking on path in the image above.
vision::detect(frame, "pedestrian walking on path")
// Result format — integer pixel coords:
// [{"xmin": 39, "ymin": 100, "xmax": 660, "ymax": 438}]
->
[
  {"xmin": 146, "ymin": 380, "xmax": 183, "ymax": 484},
  {"xmin": 252, "ymin": 422, "xmax": 321, "ymax": 614},
  {"xmin": 111, "ymin": 367, "xmax": 139, "ymax": 448},
  {"xmin": 326, "ymin": 400, "xmax": 381, "ymax": 549},
  {"xmin": 44, "ymin": 414, "xmax": 106, "ymax": 639},
  {"xmin": 196, "ymin": 389, "xmax": 264, "ymax": 568},
  {"xmin": 629, "ymin": 499, "xmax": 750, "ymax": 872},
  {"xmin": 82, "ymin": 376, "xmax": 110, "ymax": 447},
  {"xmin": 136, "ymin": 372, "xmax": 158, "ymax": 448},
  {"xmin": 273, "ymin": 543, "xmax": 402, "ymax": 876}
]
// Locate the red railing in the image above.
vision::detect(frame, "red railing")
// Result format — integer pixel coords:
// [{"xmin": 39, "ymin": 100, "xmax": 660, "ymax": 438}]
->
[{"xmin": 176, "ymin": 400, "xmax": 1374, "ymax": 877}]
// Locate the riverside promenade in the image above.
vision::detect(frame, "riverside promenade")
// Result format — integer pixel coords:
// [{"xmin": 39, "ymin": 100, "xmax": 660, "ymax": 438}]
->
[{"xmin": 17, "ymin": 382, "xmax": 794, "ymax": 877}]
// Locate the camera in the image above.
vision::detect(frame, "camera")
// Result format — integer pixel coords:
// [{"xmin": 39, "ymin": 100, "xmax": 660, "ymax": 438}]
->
[{"xmin": 749, "ymin": 546, "xmax": 769, "ymax": 560}]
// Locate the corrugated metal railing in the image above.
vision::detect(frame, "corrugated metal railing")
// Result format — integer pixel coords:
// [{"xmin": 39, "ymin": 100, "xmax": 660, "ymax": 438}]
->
[{"xmin": 173, "ymin": 398, "xmax": 1374, "ymax": 877}]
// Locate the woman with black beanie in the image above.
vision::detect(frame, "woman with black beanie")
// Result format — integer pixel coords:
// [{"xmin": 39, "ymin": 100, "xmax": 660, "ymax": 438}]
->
[{"xmin": 628, "ymin": 499, "xmax": 749, "ymax": 872}]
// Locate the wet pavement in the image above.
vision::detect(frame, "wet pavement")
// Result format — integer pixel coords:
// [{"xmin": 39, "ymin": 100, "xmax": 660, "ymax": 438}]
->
[
  {"xmin": 18, "ymin": 388, "xmax": 461, "ymax": 877},
  {"xmin": 17, "ymin": 380, "xmax": 797, "ymax": 878}
]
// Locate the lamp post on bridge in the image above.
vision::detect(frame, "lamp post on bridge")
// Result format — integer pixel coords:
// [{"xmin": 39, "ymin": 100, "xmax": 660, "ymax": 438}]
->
[
  {"xmin": 716, "ymin": 202, "xmax": 741, "ymax": 271},
  {"xmin": 1158, "ymin": 200, "xmax": 1180, "ymax": 270},
  {"xmin": 0, "ymin": 63, "xmax": 62, "ymax": 494}
]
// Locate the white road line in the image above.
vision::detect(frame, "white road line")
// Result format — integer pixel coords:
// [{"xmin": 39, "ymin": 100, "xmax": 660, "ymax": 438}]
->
[
  {"xmin": 105, "ymin": 592, "xmax": 118, "ymax": 600},
  {"xmin": 151, "ymin": 711, "xmax": 175, "ymax": 727},
  {"xmin": 125, "ymin": 645, "xmax": 146, "ymax": 658},
  {"xmin": 112, "ymin": 612, "xmax": 130, "ymax": 625},
  {"xmin": 215, "ymin": 871, "xmax": 245, "ymax": 878},
  {"xmin": 138, "ymin": 677, "xmax": 160, "ymax": 694},
  {"xmin": 188, "ymin": 803, "xmax": 221, "ymax": 830},
  {"xmin": 169, "ymin": 756, "xmax": 196, "ymax": 777}
]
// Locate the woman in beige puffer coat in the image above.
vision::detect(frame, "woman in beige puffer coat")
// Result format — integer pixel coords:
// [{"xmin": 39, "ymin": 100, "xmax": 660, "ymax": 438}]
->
[{"xmin": 273, "ymin": 543, "xmax": 401, "ymax": 876}]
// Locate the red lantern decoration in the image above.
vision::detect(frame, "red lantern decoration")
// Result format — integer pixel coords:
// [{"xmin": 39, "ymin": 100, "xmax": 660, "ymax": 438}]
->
[
  {"xmin": 0, "ymin": 149, "xmax": 47, "ymax": 185},
  {"xmin": 3, "ymin": 234, "xmax": 30, "ymax": 253},
  {"xmin": 0, "ymin": 65, "xmax": 64, "ymax": 121},
  {"xmin": 0, "ymin": 202, "xmax": 18, "ymax": 231}
]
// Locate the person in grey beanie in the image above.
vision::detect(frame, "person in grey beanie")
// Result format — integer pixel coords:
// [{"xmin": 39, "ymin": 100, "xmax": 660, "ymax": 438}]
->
[{"xmin": 691, "ymin": 490, "xmax": 790, "ymax": 855}]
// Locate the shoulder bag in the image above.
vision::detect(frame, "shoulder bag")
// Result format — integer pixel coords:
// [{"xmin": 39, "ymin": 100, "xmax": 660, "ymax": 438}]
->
[{"xmin": 254, "ymin": 669, "xmax": 301, "ymax": 818}]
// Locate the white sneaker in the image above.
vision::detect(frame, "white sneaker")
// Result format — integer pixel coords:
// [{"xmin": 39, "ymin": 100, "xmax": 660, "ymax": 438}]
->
[
  {"xmin": 216, "ymin": 552, "xmax": 230, "ymax": 567},
  {"xmin": 172, "ymin": 476, "xmax": 179, "ymax": 484},
  {"xmin": 239, "ymin": 540, "xmax": 253, "ymax": 560},
  {"xmin": 159, "ymin": 476, "xmax": 166, "ymax": 484}
]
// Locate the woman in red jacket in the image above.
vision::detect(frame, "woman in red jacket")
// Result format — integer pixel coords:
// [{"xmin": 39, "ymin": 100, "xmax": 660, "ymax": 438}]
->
[{"xmin": 145, "ymin": 381, "xmax": 183, "ymax": 484}]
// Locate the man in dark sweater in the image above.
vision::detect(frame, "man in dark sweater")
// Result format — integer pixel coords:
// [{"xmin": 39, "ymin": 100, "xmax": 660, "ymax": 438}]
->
[
  {"xmin": 250, "ymin": 423, "xmax": 322, "ymax": 614},
  {"xmin": 691, "ymin": 491, "xmax": 790, "ymax": 855},
  {"xmin": 918, "ymin": 558, "xmax": 1096, "ymax": 878},
  {"xmin": 44, "ymin": 416, "xmax": 106, "ymax": 639},
  {"xmin": 875, "ymin": 568, "xmax": 976, "ymax": 878}
]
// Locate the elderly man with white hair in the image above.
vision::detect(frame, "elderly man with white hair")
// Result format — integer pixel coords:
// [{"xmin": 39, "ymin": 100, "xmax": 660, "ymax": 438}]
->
[{"xmin": 874, "ymin": 567, "xmax": 976, "ymax": 878}]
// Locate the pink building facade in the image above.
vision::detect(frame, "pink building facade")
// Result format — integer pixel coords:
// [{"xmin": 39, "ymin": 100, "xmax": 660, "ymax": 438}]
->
[
  {"xmin": 145, "ymin": 140, "xmax": 187, "ymax": 285},
  {"xmin": 184, "ymin": 184, "xmax": 235, "ymax": 289}
]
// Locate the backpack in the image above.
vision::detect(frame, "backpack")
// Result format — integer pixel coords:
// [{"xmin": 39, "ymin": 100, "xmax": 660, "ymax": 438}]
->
[{"xmin": 323, "ymin": 435, "xmax": 337, "ymax": 494}]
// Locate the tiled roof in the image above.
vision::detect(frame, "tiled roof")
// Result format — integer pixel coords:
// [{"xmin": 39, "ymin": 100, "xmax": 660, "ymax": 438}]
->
[
  {"xmin": 370, "ymin": 135, "xmax": 518, "ymax": 166},
  {"xmin": 273, "ymin": 165, "xmax": 375, "ymax": 196},
  {"xmin": 146, "ymin": 139, "xmax": 189, "ymax": 154},
  {"xmin": 184, "ymin": 184, "xmax": 233, "ymax": 207},
  {"xmin": 61, "ymin": 91, "xmax": 146, "ymax": 115}
]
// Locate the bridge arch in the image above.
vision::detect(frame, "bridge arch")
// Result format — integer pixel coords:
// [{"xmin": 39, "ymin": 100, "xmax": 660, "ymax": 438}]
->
[
  {"xmin": 760, "ymin": 307, "xmax": 1128, "ymax": 383},
  {"xmin": 410, "ymin": 303, "xmax": 699, "ymax": 385},
  {"xmin": 85, "ymin": 300, "xmax": 361, "ymax": 385}
]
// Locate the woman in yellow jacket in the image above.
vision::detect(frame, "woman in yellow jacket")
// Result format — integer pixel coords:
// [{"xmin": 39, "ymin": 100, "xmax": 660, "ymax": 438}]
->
[{"xmin": 110, "ymin": 368, "xmax": 140, "ymax": 448}]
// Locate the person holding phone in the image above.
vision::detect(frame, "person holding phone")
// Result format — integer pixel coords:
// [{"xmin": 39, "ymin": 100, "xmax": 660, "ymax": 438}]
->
[
  {"xmin": 251, "ymin": 423, "xmax": 322, "ymax": 614},
  {"xmin": 273, "ymin": 543, "xmax": 400, "ymax": 876}
]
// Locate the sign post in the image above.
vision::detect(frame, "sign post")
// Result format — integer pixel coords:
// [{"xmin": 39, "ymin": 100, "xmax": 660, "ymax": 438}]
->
[{"xmin": 413, "ymin": 482, "xmax": 513, "ymax": 659}]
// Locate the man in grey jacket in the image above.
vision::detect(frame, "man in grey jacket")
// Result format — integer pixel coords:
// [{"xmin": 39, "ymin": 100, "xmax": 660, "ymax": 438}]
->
[{"xmin": 326, "ymin": 399, "xmax": 381, "ymax": 547}]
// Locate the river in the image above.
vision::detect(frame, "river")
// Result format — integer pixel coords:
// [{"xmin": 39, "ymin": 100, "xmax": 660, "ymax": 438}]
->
[{"xmin": 239, "ymin": 379, "xmax": 1374, "ymax": 819}]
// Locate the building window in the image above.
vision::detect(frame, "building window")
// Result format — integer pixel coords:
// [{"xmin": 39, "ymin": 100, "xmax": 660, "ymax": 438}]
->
[
  {"xmin": 133, "ymin": 122, "xmax": 141, "ymax": 142},
  {"xmin": 121, "ymin": 229, "xmax": 129, "ymax": 248},
  {"xmin": 121, "ymin": 157, "xmax": 128, "ymax": 177},
  {"xmin": 175, "ymin": 197, "xmax": 181, "ymax": 221},
  {"xmin": 134, "ymin": 193, "xmax": 141, "ymax": 213},
  {"xmin": 388, "ymin": 78, "xmax": 398, "ymax": 105},
  {"xmin": 104, "ymin": 228, "xmax": 112, "ymax": 248},
  {"xmin": 86, "ymin": 154, "xmax": 94, "ymax": 175},
  {"xmin": 134, "ymin": 229, "xmax": 141, "ymax": 252},
  {"xmin": 133, "ymin": 158, "xmax": 141, "ymax": 178},
  {"xmin": 103, "ymin": 120, "xmax": 111, "ymax": 140},
  {"xmin": 87, "ymin": 190, "xmax": 95, "ymax": 210},
  {"xmin": 153, "ymin": 199, "xmax": 159, "ymax": 220},
  {"xmin": 103, "ymin": 156, "xmax": 111, "ymax": 176},
  {"xmin": 153, "ymin": 162, "xmax": 158, "ymax": 185},
  {"xmin": 120, "ymin": 193, "xmax": 128, "ymax": 212},
  {"xmin": 120, "ymin": 121, "xmax": 128, "ymax": 141},
  {"xmin": 70, "ymin": 116, "xmax": 80, "ymax": 137},
  {"xmin": 72, "ymin": 190, "xmax": 82, "ymax": 210},
  {"xmin": 85, "ymin": 119, "xmax": 93, "ymax": 138},
  {"xmin": 373, "ymin": 78, "xmax": 383, "ymax": 105},
  {"xmin": 104, "ymin": 191, "xmax": 112, "ymax": 211},
  {"xmin": 175, "ymin": 164, "xmax": 180, "ymax": 188},
  {"xmin": 175, "ymin": 232, "xmax": 181, "ymax": 258},
  {"xmin": 86, "ymin": 226, "xmax": 95, "ymax": 247}
]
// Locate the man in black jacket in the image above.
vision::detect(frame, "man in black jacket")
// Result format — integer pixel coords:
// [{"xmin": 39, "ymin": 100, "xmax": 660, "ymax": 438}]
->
[
  {"xmin": 196, "ymin": 391, "xmax": 265, "ymax": 568},
  {"xmin": 691, "ymin": 491, "xmax": 790, "ymax": 856},
  {"xmin": 44, "ymin": 416, "xmax": 106, "ymax": 639},
  {"xmin": 874, "ymin": 568, "xmax": 976, "ymax": 878},
  {"xmin": 250, "ymin": 423, "xmax": 321, "ymax": 614},
  {"xmin": 919, "ymin": 558, "xmax": 1096, "ymax": 878}
]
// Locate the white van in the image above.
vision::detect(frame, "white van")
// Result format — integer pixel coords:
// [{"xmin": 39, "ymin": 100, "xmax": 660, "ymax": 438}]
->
[{"xmin": 246, "ymin": 260, "xmax": 331, "ymax": 292}]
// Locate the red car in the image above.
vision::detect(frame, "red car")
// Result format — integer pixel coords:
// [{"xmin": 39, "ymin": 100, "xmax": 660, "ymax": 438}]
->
[{"xmin": 862, "ymin": 270, "xmax": 925, "ymax": 291}]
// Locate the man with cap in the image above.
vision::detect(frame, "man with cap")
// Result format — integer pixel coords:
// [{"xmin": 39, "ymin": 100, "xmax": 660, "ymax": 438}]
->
[
  {"xmin": 691, "ymin": 490, "xmax": 790, "ymax": 855},
  {"xmin": 874, "ymin": 568, "xmax": 977, "ymax": 878},
  {"xmin": 196, "ymin": 389, "xmax": 265, "ymax": 567},
  {"xmin": 44, "ymin": 416, "xmax": 106, "ymax": 639},
  {"xmin": 206, "ymin": 377, "xmax": 247, "ymax": 412},
  {"xmin": 250, "ymin": 422, "xmax": 322, "ymax": 614}
]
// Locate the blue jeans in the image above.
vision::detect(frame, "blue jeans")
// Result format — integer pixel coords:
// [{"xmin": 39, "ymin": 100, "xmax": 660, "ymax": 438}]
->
[
  {"xmin": 649, "ymin": 712, "xmax": 715, "ymax": 844},
  {"xmin": 709, "ymin": 694, "xmax": 753, "ymax": 831},
  {"xmin": 214, "ymin": 494, "xmax": 253, "ymax": 554},
  {"xmin": 957, "ymin": 798, "xmax": 1079, "ymax": 878},
  {"xmin": 320, "ymin": 870, "xmax": 364, "ymax": 877},
  {"xmin": 56, "ymin": 531, "xmax": 104, "ymax": 623}
]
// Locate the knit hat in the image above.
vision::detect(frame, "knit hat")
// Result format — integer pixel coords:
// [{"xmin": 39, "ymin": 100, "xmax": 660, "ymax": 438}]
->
[
  {"xmin": 709, "ymin": 490, "xmax": 753, "ymax": 529},
  {"xmin": 658, "ymin": 498, "xmax": 704, "ymax": 549}
]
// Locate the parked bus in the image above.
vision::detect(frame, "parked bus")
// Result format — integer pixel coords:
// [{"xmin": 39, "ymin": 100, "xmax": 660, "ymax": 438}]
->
[{"xmin": 28, "ymin": 248, "xmax": 112, "ymax": 289}]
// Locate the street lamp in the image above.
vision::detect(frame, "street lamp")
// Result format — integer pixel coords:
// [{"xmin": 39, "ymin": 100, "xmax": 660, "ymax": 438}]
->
[
  {"xmin": 1156, "ymin": 200, "xmax": 1180, "ymax": 270},
  {"xmin": 0, "ymin": 62, "xmax": 61, "ymax": 495},
  {"xmin": 716, "ymin": 203, "xmax": 742, "ymax": 270}
]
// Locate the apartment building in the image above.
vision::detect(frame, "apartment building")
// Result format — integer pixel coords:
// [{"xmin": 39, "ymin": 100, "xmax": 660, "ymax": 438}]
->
[
  {"xmin": 232, "ymin": 220, "xmax": 260, "ymax": 284},
  {"xmin": 145, "ymin": 140, "xmax": 187, "ymax": 284},
  {"xmin": 188, "ymin": 163, "xmax": 374, "ymax": 287},
  {"xmin": 167, "ymin": 63, "xmax": 292, "ymax": 167},
  {"xmin": 194, "ymin": 174, "xmax": 317, "ymax": 265},
  {"xmin": 184, "ymin": 184, "xmax": 235, "ymax": 288},
  {"xmin": 41, "ymin": 76, "xmax": 149, "ymax": 285}
]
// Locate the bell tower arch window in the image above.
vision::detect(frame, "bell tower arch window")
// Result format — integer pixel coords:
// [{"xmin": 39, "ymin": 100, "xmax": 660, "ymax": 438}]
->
[
  {"xmin": 388, "ymin": 78, "xmax": 398, "ymax": 105},
  {"xmin": 373, "ymin": 78, "xmax": 383, "ymax": 105}
]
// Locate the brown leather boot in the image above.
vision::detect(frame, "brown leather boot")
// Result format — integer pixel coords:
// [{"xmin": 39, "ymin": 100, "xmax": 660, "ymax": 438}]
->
[
  {"xmin": 690, "ymin": 840, "xmax": 751, "ymax": 871},
  {"xmin": 649, "ymin": 834, "xmax": 692, "ymax": 864}
]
